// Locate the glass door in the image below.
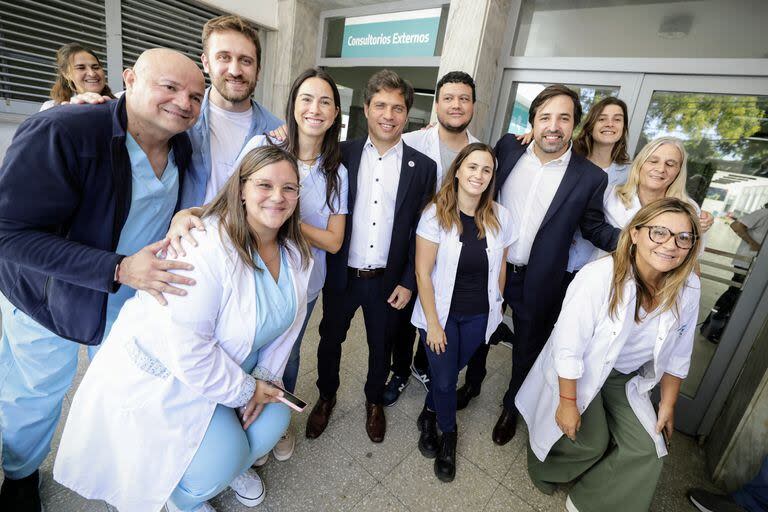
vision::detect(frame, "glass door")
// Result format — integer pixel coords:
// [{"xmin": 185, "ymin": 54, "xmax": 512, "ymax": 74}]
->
[
  {"xmin": 490, "ymin": 69, "xmax": 643, "ymax": 142},
  {"xmin": 628, "ymin": 74, "xmax": 768, "ymax": 435}
]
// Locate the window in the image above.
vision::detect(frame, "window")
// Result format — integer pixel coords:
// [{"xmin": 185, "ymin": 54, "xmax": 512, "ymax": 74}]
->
[
  {"xmin": 512, "ymin": 0, "xmax": 767, "ymax": 58},
  {"xmin": 120, "ymin": 0, "xmax": 223, "ymax": 70},
  {"xmin": 0, "ymin": 0, "xmax": 108, "ymax": 103}
]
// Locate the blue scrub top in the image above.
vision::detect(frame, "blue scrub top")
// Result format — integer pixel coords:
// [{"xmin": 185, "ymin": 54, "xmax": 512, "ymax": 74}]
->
[
  {"xmin": 105, "ymin": 133, "xmax": 180, "ymax": 336},
  {"xmin": 240, "ymin": 248, "xmax": 297, "ymax": 375}
]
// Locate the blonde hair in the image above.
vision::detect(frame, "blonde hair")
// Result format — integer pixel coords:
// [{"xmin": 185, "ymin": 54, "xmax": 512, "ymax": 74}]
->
[
  {"xmin": 201, "ymin": 145, "xmax": 310, "ymax": 270},
  {"xmin": 609, "ymin": 197, "xmax": 701, "ymax": 322},
  {"xmin": 615, "ymin": 136, "xmax": 690, "ymax": 208},
  {"xmin": 433, "ymin": 143, "xmax": 500, "ymax": 239}
]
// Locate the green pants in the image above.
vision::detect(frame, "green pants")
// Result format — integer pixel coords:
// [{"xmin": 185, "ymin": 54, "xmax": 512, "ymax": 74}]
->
[{"xmin": 527, "ymin": 370, "xmax": 663, "ymax": 512}]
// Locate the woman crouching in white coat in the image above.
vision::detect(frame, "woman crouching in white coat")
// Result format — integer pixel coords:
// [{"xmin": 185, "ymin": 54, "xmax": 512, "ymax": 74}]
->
[
  {"xmin": 54, "ymin": 145, "xmax": 313, "ymax": 512},
  {"xmin": 515, "ymin": 197, "xmax": 701, "ymax": 512}
]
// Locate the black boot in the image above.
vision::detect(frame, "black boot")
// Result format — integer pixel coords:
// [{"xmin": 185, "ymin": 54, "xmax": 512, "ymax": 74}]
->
[
  {"xmin": 456, "ymin": 382, "xmax": 481, "ymax": 411},
  {"xmin": 417, "ymin": 405, "xmax": 439, "ymax": 458},
  {"xmin": 435, "ymin": 431, "xmax": 458, "ymax": 482},
  {"xmin": 0, "ymin": 470, "xmax": 42, "ymax": 512}
]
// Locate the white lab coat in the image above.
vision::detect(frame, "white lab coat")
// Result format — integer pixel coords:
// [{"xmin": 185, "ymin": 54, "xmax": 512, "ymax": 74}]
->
[
  {"xmin": 516, "ymin": 256, "xmax": 700, "ymax": 462},
  {"xmin": 402, "ymin": 125, "xmax": 480, "ymax": 191},
  {"xmin": 411, "ymin": 202, "xmax": 516, "ymax": 342},
  {"xmin": 54, "ymin": 218, "xmax": 312, "ymax": 512}
]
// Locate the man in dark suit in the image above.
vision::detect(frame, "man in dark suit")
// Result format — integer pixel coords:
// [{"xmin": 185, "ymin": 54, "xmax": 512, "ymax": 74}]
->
[
  {"xmin": 457, "ymin": 85, "xmax": 620, "ymax": 445},
  {"xmin": 306, "ymin": 70, "xmax": 436, "ymax": 443}
]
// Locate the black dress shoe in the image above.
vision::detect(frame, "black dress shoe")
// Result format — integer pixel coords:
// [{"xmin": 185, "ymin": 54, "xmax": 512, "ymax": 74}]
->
[
  {"xmin": 489, "ymin": 322, "xmax": 514, "ymax": 345},
  {"xmin": 434, "ymin": 431, "xmax": 457, "ymax": 482},
  {"xmin": 456, "ymin": 382, "xmax": 481, "ymax": 411},
  {"xmin": 492, "ymin": 408, "xmax": 517, "ymax": 445},
  {"xmin": 0, "ymin": 470, "xmax": 42, "ymax": 512},
  {"xmin": 417, "ymin": 405, "xmax": 439, "ymax": 458}
]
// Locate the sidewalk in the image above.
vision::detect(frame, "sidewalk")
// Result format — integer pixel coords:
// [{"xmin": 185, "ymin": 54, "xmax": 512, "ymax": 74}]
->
[{"xmin": 1, "ymin": 306, "xmax": 724, "ymax": 511}]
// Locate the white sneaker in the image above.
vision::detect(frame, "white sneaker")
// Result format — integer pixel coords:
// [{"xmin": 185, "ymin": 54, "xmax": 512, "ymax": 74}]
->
[
  {"xmin": 165, "ymin": 500, "xmax": 216, "ymax": 512},
  {"xmin": 252, "ymin": 452, "xmax": 269, "ymax": 468},
  {"xmin": 272, "ymin": 427, "xmax": 296, "ymax": 461},
  {"xmin": 229, "ymin": 469, "xmax": 266, "ymax": 507},
  {"xmin": 565, "ymin": 495, "xmax": 579, "ymax": 512}
]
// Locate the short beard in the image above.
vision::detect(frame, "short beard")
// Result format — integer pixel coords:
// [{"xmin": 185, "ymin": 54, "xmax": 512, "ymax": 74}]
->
[
  {"xmin": 437, "ymin": 113, "xmax": 471, "ymax": 134},
  {"xmin": 212, "ymin": 76, "xmax": 256, "ymax": 103}
]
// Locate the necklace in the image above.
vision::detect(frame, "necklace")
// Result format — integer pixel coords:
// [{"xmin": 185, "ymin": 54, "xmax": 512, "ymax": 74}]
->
[{"xmin": 297, "ymin": 154, "xmax": 320, "ymax": 165}]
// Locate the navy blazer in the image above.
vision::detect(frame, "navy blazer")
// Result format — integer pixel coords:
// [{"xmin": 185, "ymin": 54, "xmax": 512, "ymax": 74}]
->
[
  {"xmin": 494, "ymin": 134, "xmax": 619, "ymax": 318},
  {"xmin": 325, "ymin": 138, "xmax": 436, "ymax": 298},
  {"xmin": 0, "ymin": 96, "xmax": 192, "ymax": 345}
]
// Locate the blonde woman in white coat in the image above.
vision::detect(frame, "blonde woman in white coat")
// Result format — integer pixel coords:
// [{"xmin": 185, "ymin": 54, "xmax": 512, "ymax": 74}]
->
[
  {"xmin": 54, "ymin": 145, "xmax": 313, "ymax": 512},
  {"xmin": 516, "ymin": 197, "xmax": 702, "ymax": 512},
  {"xmin": 412, "ymin": 142, "xmax": 515, "ymax": 482},
  {"xmin": 596, "ymin": 136, "xmax": 713, "ymax": 259}
]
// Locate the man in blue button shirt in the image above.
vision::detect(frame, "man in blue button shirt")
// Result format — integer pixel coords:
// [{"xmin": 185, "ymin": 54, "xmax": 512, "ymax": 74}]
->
[{"xmin": 0, "ymin": 48, "xmax": 205, "ymax": 512}]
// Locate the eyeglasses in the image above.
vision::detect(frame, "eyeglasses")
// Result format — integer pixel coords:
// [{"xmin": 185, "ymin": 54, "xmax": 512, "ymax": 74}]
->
[
  {"xmin": 638, "ymin": 225, "xmax": 697, "ymax": 250},
  {"xmin": 245, "ymin": 178, "xmax": 301, "ymax": 200}
]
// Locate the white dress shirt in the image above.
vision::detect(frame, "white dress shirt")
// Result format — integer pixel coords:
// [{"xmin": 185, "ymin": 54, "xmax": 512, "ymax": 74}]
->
[
  {"xmin": 500, "ymin": 143, "xmax": 572, "ymax": 265},
  {"xmin": 348, "ymin": 138, "xmax": 403, "ymax": 269}
]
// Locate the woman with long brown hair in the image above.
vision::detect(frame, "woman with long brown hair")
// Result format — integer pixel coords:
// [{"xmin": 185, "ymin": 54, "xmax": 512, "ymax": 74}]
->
[
  {"xmin": 167, "ymin": 68, "xmax": 347, "ymax": 462},
  {"xmin": 411, "ymin": 142, "xmax": 515, "ymax": 482},
  {"xmin": 55, "ymin": 145, "xmax": 312, "ymax": 512},
  {"xmin": 516, "ymin": 197, "xmax": 702, "ymax": 512},
  {"xmin": 41, "ymin": 43, "xmax": 115, "ymax": 111}
]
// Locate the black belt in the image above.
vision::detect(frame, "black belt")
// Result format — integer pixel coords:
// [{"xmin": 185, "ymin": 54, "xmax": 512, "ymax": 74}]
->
[
  {"xmin": 349, "ymin": 267, "xmax": 386, "ymax": 279},
  {"xmin": 508, "ymin": 263, "xmax": 527, "ymax": 273}
]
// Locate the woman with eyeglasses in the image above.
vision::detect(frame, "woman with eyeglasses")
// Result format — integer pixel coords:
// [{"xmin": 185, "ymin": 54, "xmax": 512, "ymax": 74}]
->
[
  {"xmin": 516, "ymin": 197, "xmax": 702, "ymax": 512},
  {"xmin": 55, "ymin": 145, "xmax": 313, "ymax": 512},
  {"xmin": 596, "ymin": 136, "xmax": 712, "ymax": 259},
  {"xmin": 167, "ymin": 68, "xmax": 348, "ymax": 463}
]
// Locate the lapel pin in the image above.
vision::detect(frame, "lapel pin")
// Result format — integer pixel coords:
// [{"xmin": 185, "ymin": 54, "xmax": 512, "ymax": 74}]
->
[{"xmin": 408, "ymin": 160, "xmax": 415, "ymax": 168}]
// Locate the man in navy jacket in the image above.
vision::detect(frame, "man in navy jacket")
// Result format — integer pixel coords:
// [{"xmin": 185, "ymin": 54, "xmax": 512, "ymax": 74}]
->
[
  {"xmin": 306, "ymin": 70, "xmax": 436, "ymax": 444},
  {"xmin": 458, "ymin": 85, "xmax": 620, "ymax": 445},
  {"xmin": 0, "ymin": 49, "xmax": 204, "ymax": 511}
]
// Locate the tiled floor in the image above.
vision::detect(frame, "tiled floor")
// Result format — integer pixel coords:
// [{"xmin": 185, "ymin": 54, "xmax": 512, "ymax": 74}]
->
[{"xmin": 1, "ymin": 307, "xmax": 724, "ymax": 511}]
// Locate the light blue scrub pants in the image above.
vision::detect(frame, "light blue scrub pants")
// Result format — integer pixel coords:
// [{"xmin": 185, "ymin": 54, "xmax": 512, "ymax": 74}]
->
[
  {"xmin": 0, "ymin": 294, "xmax": 100, "ymax": 479},
  {"xmin": 169, "ymin": 317, "xmax": 292, "ymax": 511},
  {"xmin": 169, "ymin": 402, "xmax": 290, "ymax": 511}
]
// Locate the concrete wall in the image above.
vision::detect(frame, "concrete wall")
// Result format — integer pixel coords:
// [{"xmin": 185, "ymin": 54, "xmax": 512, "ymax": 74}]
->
[
  {"xmin": 198, "ymin": 0, "xmax": 279, "ymax": 30},
  {"xmin": 0, "ymin": 116, "xmax": 24, "ymax": 163},
  {"xmin": 261, "ymin": 0, "xmax": 321, "ymax": 119},
  {"xmin": 436, "ymin": 0, "xmax": 513, "ymax": 143}
]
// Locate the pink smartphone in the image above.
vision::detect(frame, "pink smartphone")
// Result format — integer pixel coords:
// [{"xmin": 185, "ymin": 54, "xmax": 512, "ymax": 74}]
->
[{"xmin": 270, "ymin": 381, "xmax": 308, "ymax": 412}]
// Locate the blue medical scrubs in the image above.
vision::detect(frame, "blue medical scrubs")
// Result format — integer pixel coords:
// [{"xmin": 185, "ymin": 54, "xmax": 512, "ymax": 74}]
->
[
  {"xmin": 170, "ymin": 249, "xmax": 297, "ymax": 511},
  {"xmin": 0, "ymin": 133, "xmax": 178, "ymax": 479}
]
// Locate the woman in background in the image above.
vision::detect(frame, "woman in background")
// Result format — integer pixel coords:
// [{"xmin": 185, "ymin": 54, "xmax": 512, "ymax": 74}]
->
[{"xmin": 41, "ymin": 43, "xmax": 115, "ymax": 111}]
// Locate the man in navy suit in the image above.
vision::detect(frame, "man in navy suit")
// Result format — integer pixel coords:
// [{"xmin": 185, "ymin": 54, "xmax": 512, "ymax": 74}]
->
[
  {"xmin": 458, "ymin": 85, "xmax": 620, "ymax": 445},
  {"xmin": 306, "ymin": 70, "xmax": 436, "ymax": 443}
]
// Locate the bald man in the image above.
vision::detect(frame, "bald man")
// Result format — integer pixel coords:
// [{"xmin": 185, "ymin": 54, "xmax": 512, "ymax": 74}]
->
[{"xmin": 0, "ymin": 49, "xmax": 205, "ymax": 511}]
